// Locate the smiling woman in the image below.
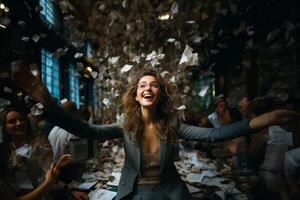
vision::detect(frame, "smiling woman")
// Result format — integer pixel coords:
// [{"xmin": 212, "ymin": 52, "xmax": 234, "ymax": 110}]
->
[
  {"xmin": 122, "ymin": 70, "xmax": 176, "ymax": 144},
  {"xmin": 0, "ymin": 107, "xmax": 32, "ymax": 147},
  {"xmin": 0, "ymin": 106, "xmax": 65, "ymax": 200}
]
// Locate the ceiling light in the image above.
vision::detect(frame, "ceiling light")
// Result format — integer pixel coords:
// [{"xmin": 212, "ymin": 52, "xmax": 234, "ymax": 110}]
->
[{"xmin": 0, "ymin": 4, "xmax": 5, "ymax": 10}]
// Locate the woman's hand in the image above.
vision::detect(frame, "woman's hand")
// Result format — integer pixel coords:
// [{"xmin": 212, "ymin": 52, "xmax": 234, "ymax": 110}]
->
[
  {"xmin": 56, "ymin": 154, "xmax": 72, "ymax": 167},
  {"xmin": 11, "ymin": 61, "xmax": 53, "ymax": 106},
  {"xmin": 44, "ymin": 162, "xmax": 60, "ymax": 186},
  {"xmin": 44, "ymin": 154, "xmax": 71, "ymax": 186}
]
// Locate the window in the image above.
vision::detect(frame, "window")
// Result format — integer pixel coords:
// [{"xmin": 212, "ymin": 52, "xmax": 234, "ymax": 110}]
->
[
  {"xmin": 39, "ymin": 0, "xmax": 55, "ymax": 26},
  {"xmin": 69, "ymin": 63, "xmax": 80, "ymax": 107},
  {"xmin": 41, "ymin": 48, "xmax": 60, "ymax": 99}
]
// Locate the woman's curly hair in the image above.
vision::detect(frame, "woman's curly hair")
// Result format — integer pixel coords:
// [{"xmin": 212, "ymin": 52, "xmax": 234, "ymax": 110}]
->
[{"xmin": 121, "ymin": 69, "xmax": 178, "ymax": 144}]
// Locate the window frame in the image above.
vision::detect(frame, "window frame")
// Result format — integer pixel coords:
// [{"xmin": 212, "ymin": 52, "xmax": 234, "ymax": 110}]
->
[{"xmin": 41, "ymin": 48, "xmax": 60, "ymax": 99}]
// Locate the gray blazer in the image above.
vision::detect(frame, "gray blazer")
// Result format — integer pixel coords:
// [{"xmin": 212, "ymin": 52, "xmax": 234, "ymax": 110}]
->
[{"xmin": 47, "ymin": 104, "xmax": 253, "ymax": 200}]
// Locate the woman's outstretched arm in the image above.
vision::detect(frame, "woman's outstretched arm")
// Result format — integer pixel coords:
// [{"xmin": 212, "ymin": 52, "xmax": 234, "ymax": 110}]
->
[
  {"xmin": 11, "ymin": 61, "xmax": 123, "ymax": 140},
  {"xmin": 179, "ymin": 109, "xmax": 299, "ymax": 143},
  {"xmin": 248, "ymin": 109, "xmax": 298, "ymax": 129}
]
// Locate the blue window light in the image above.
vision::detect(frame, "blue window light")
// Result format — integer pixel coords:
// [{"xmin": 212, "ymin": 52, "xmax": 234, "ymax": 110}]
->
[
  {"xmin": 41, "ymin": 48, "xmax": 60, "ymax": 99},
  {"xmin": 39, "ymin": 0, "xmax": 55, "ymax": 26},
  {"xmin": 69, "ymin": 63, "xmax": 80, "ymax": 107}
]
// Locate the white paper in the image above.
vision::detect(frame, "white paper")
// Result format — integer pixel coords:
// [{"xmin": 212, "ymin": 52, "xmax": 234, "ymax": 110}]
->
[
  {"xmin": 4, "ymin": 86, "xmax": 13, "ymax": 94},
  {"xmin": 183, "ymin": 86, "xmax": 190, "ymax": 93},
  {"xmin": 160, "ymin": 71, "xmax": 169, "ymax": 77},
  {"xmin": 215, "ymin": 190, "xmax": 226, "ymax": 200},
  {"xmin": 185, "ymin": 20, "xmax": 196, "ymax": 24},
  {"xmin": 186, "ymin": 173, "xmax": 203, "ymax": 183},
  {"xmin": 21, "ymin": 37, "xmax": 30, "ymax": 42},
  {"xmin": 88, "ymin": 188, "xmax": 116, "ymax": 200},
  {"xmin": 77, "ymin": 181, "xmax": 97, "ymax": 190},
  {"xmin": 15, "ymin": 144, "xmax": 32, "ymax": 158},
  {"xmin": 268, "ymin": 125, "xmax": 293, "ymax": 146},
  {"xmin": 193, "ymin": 37, "xmax": 202, "ymax": 43},
  {"xmin": 199, "ymin": 170, "xmax": 218, "ymax": 182},
  {"xmin": 208, "ymin": 112, "xmax": 221, "ymax": 128},
  {"xmin": 107, "ymin": 172, "xmax": 121, "ymax": 186},
  {"xmin": 82, "ymin": 172, "xmax": 97, "ymax": 180},
  {"xmin": 18, "ymin": 21, "xmax": 26, "ymax": 27},
  {"xmin": 32, "ymin": 34, "xmax": 40, "ymax": 43},
  {"xmin": 186, "ymin": 184, "xmax": 201, "ymax": 193},
  {"xmin": 91, "ymin": 71, "xmax": 98, "ymax": 79},
  {"xmin": 179, "ymin": 45, "xmax": 199, "ymax": 66},
  {"xmin": 103, "ymin": 98, "xmax": 111, "ymax": 106},
  {"xmin": 167, "ymin": 38, "xmax": 176, "ymax": 43},
  {"xmin": 171, "ymin": 2, "xmax": 178, "ymax": 14},
  {"xmin": 198, "ymin": 86, "xmax": 209, "ymax": 97},
  {"xmin": 74, "ymin": 53, "xmax": 84, "ymax": 58},
  {"xmin": 108, "ymin": 56, "xmax": 120, "ymax": 65},
  {"xmin": 120, "ymin": 64, "xmax": 134, "ymax": 73},
  {"xmin": 176, "ymin": 105, "xmax": 186, "ymax": 110},
  {"xmin": 170, "ymin": 75, "xmax": 176, "ymax": 83}
]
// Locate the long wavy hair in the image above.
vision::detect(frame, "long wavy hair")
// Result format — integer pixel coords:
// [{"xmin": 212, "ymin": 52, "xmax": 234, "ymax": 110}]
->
[
  {"xmin": 0, "ymin": 106, "xmax": 31, "ymax": 179},
  {"xmin": 121, "ymin": 69, "xmax": 178, "ymax": 144}
]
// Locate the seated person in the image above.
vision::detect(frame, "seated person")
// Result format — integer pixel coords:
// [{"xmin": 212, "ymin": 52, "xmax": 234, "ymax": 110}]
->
[{"xmin": 0, "ymin": 106, "xmax": 70, "ymax": 199}]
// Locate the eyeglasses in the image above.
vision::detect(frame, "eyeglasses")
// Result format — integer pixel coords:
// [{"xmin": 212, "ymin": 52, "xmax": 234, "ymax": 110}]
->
[{"xmin": 137, "ymin": 82, "xmax": 160, "ymax": 89}]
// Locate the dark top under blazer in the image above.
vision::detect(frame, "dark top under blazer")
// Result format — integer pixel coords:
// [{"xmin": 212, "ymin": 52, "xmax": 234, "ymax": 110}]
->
[{"xmin": 47, "ymin": 104, "xmax": 253, "ymax": 200}]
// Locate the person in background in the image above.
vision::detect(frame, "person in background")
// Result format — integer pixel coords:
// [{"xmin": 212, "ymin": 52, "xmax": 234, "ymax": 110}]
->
[
  {"xmin": 207, "ymin": 94, "xmax": 229, "ymax": 128},
  {"xmin": 0, "ymin": 106, "xmax": 66, "ymax": 200},
  {"xmin": 48, "ymin": 100, "xmax": 81, "ymax": 160},
  {"xmin": 283, "ymin": 148, "xmax": 300, "ymax": 200},
  {"xmin": 48, "ymin": 100, "xmax": 89, "ymax": 200},
  {"xmin": 11, "ymin": 63, "xmax": 300, "ymax": 200},
  {"xmin": 238, "ymin": 97, "xmax": 256, "ymax": 119}
]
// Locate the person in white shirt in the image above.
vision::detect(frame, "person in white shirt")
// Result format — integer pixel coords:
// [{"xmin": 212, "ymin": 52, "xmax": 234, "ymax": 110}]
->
[{"xmin": 48, "ymin": 100, "xmax": 80, "ymax": 160}]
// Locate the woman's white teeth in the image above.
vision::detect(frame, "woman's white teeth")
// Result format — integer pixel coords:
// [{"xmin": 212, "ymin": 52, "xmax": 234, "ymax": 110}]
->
[{"xmin": 143, "ymin": 94, "xmax": 153, "ymax": 98}]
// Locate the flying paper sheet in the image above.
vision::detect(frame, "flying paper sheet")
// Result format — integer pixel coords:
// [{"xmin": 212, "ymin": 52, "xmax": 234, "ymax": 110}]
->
[
  {"xmin": 120, "ymin": 64, "xmax": 134, "ymax": 73},
  {"xmin": 179, "ymin": 45, "xmax": 199, "ymax": 66}
]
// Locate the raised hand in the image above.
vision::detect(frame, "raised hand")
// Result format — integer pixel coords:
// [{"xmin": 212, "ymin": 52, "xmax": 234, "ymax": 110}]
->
[
  {"xmin": 11, "ymin": 61, "xmax": 53, "ymax": 105},
  {"xmin": 44, "ymin": 154, "xmax": 72, "ymax": 185},
  {"xmin": 56, "ymin": 154, "xmax": 72, "ymax": 167},
  {"xmin": 44, "ymin": 162, "xmax": 60, "ymax": 186}
]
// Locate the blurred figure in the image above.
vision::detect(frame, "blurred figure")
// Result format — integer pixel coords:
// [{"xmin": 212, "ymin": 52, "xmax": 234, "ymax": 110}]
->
[
  {"xmin": 238, "ymin": 97, "xmax": 256, "ymax": 118},
  {"xmin": 208, "ymin": 94, "xmax": 229, "ymax": 128},
  {"xmin": 48, "ymin": 100, "xmax": 81, "ymax": 160},
  {"xmin": 283, "ymin": 148, "xmax": 300, "ymax": 200},
  {"xmin": 0, "ymin": 106, "xmax": 62, "ymax": 200},
  {"xmin": 47, "ymin": 100, "xmax": 89, "ymax": 200}
]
